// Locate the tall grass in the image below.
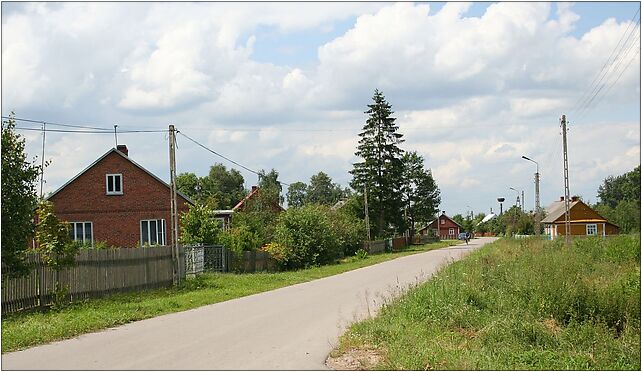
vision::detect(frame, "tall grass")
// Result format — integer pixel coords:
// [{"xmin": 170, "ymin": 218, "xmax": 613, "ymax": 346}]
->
[{"xmin": 334, "ymin": 235, "xmax": 640, "ymax": 370}]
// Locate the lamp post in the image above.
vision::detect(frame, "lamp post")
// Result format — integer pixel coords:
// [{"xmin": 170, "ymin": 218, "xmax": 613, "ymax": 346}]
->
[
  {"xmin": 522, "ymin": 155, "xmax": 540, "ymax": 236},
  {"xmin": 466, "ymin": 205, "xmax": 473, "ymax": 219},
  {"xmin": 509, "ymin": 187, "xmax": 521, "ymax": 210}
]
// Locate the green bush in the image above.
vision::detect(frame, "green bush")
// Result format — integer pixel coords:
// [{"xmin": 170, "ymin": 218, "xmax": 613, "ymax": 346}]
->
[
  {"xmin": 272, "ymin": 205, "xmax": 342, "ymax": 269},
  {"xmin": 217, "ymin": 225, "xmax": 262, "ymax": 258},
  {"xmin": 180, "ymin": 204, "xmax": 222, "ymax": 245},
  {"xmin": 330, "ymin": 208, "xmax": 367, "ymax": 256}
]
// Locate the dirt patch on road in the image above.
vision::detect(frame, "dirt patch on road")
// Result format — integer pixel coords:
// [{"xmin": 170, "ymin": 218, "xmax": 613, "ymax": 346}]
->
[{"xmin": 326, "ymin": 346, "xmax": 383, "ymax": 370}]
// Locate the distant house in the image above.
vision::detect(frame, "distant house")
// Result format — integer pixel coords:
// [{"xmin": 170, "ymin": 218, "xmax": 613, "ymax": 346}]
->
[
  {"xmin": 213, "ymin": 186, "xmax": 285, "ymax": 229},
  {"xmin": 417, "ymin": 211, "xmax": 462, "ymax": 239},
  {"xmin": 542, "ymin": 196, "xmax": 619, "ymax": 238},
  {"xmin": 47, "ymin": 145, "xmax": 193, "ymax": 248}
]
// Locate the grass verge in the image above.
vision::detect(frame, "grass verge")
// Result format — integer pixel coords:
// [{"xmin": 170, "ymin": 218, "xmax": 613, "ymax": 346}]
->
[
  {"xmin": 1, "ymin": 239, "xmax": 460, "ymax": 353},
  {"xmin": 330, "ymin": 235, "xmax": 640, "ymax": 370}
]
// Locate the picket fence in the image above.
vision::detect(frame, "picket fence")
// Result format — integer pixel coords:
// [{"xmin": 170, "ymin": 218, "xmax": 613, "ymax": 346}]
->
[{"xmin": 1, "ymin": 246, "xmax": 184, "ymax": 315}]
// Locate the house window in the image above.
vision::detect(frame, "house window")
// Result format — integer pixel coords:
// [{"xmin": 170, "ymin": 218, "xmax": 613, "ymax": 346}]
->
[
  {"xmin": 215, "ymin": 217, "xmax": 226, "ymax": 229},
  {"xmin": 141, "ymin": 219, "xmax": 167, "ymax": 246},
  {"xmin": 69, "ymin": 222, "xmax": 93, "ymax": 246},
  {"xmin": 441, "ymin": 219, "xmax": 445, "ymax": 225},
  {"xmin": 106, "ymin": 174, "xmax": 123, "ymax": 195},
  {"xmin": 586, "ymin": 224, "xmax": 597, "ymax": 236},
  {"xmin": 449, "ymin": 228, "xmax": 455, "ymax": 236}
]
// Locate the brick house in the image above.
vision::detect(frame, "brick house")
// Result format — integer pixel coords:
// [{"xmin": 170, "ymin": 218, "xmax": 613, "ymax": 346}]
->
[
  {"xmin": 46, "ymin": 145, "xmax": 193, "ymax": 248},
  {"xmin": 417, "ymin": 211, "xmax": 462, "ymax": 239},
  {"xmin": 212, "ymin": 186, "xmax": 285, "ymax": 230},
  {"xmin": 542, "ymin": 196, "xmax": 619, "ymax": 238}
]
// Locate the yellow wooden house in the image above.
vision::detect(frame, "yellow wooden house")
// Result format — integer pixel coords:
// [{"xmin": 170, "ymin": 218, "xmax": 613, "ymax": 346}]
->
[{"xmin": 542, "ymin": 196, "xmax": 619, "ymax": 238}]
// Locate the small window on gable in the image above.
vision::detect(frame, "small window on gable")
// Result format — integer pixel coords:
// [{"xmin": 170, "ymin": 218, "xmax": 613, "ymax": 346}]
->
[
  {"xmin": 106, "ymin": 174, "xmax": 123, "ymax": 195},
  {"xmin": 441, "ymin": 219, "xmax": 445, "ymax": 225}
]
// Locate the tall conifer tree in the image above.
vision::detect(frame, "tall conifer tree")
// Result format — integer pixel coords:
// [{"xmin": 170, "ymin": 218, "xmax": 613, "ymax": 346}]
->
[{"xmin": 350, "ymin": 89, "xmax": 405, "ymax": 236}]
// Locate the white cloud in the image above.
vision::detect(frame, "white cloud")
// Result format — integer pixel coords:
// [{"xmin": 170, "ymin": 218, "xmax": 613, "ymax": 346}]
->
[{"xmin": 2, "ymin": 2, "xmax": 638, "ymax": 216}]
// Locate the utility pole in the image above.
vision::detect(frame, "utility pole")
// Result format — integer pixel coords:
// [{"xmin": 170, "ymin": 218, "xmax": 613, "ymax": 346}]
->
[
  {"xmin": 39, "ymin": 122, "xmax": 46, "ymax": 199},
  {"xmin": 114, "ymin": 125, "xmax": 118, "ymax": 147},
  {"xmin": 168, "ymin": 125, "xmax": 181, "ymax": 285},
  {"xmin": 364, "ymin": 186, "xmax": 371, "ymax": 246},
  {"xmin": 561, "ymin": 114, "xmax": 571, "ymax": 246},
  {"xmin": 521, "ymin": 190, "xmax": 525, "ymax": 212},
  {"xmin": 522, "ymin": 155, "xmax": 540, "ymax": 235},
  {"xmin": 535, "ymin": 171, "xmax": 540, "ymax": 235}
]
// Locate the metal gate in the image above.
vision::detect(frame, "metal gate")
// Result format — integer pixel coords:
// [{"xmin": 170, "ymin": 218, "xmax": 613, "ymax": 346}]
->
[{"xmin": 184, "ymin": 245, "xmax": 227, "ymax": 274}]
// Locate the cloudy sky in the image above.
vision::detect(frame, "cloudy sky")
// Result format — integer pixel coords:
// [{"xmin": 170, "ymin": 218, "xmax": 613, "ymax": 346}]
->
[{"xmin": 2, "ymin": 1, "xmax": 640, "ymax": 216}]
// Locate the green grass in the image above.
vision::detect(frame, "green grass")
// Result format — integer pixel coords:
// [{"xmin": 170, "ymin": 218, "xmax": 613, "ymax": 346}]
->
[
  {"xmin": 1, "ymin": 239, "xmax": 460, "ymax": 353},
  {"xmin": 332, "ymin": 235, "xmax": 641, "ymax": 370}
]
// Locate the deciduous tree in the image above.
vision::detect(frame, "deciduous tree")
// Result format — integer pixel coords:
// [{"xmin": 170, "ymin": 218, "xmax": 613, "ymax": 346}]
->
[{"xmin": 1, "ymin": 115, "xmax": 43, "ymax": 277}]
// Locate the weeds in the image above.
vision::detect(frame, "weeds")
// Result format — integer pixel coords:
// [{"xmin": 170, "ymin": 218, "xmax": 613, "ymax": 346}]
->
[{"xmin": 333, "ymin": 235, "xmax": 641, "ymax": 370}]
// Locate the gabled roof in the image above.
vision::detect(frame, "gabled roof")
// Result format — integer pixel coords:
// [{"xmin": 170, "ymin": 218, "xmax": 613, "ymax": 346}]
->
[
  {"xmin": 46, "ymin": 148, "xmax": 195, "ymax": 205},
  {"xmin": 541, "ymin": 199, "xmax": 613, "ymax": 225},
  {"xmin": 419, "ymin": 213, "xmax": 463, "ymax": 231},
  {"xmin": 232, "ymin": 186, "xmax": 285, "ymax": 212}
]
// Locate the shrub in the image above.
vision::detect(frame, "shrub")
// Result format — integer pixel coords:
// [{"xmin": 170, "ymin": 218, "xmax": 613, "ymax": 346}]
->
[
  {"xmin": 218, "ymin": 225, "xmax": 262, "ymax": 258},
  {"xmin": 272, "ymin": 205, "xmax": 342, "ymax": 269},
  {"xmin": 330, "ymin": 208, "xmax": 367, "ymax": 256},
  {"xmin": 180, "ymin": 204, "xmax": 222, "ymax": 245}
]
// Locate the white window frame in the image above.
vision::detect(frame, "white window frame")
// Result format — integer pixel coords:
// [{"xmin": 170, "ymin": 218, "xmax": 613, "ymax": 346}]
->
[
  {"xmin": 215, "ymin": 217, "xmax": 226, "ymax": 229},
  {"xmin": 106, "ymin": 173, "xmax": 123, "ymax": 195},
  {"xmin": 69, "ymin": 221, "xmax": 93, "ymax": 247},
  {"xmin": 140, "ymin": 219, "xmax": 167, "ymax": 246},
  {"xmin": 449, "ymin": 228, "xmax": 455, "ymax": 236},
  {"xmin": 441, "ymin": 219, "xmax": 445, "ymax": 225},
  {"xmin": 586, "ymin": 223, "xmax": 597, "ymax": 236}
]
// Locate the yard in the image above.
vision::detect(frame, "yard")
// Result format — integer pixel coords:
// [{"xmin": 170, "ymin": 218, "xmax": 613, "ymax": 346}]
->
[
  {"xmin": 2, "ymin": 240, "xmax": 459, "ymax": 353},
  {"xmin": 328, "ymin": 235, "xmax": 640, "ymax": 370}
]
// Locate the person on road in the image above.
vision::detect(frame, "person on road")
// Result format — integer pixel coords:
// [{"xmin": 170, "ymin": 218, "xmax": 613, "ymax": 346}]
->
[{"xmin": 465, "ymin": 232, "xmax": 470, "ymax": 245}]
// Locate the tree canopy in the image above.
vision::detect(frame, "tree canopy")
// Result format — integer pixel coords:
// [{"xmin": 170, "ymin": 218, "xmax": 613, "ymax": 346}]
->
[
  {"xmin": 401, "ymin": 151, "xmax": 440, "ymax": 236},
  {"xmin": 595, "ymin": 165, "xmax": 641, "ymax": 233},
  {"xmin": 2, "ymin": 115, "xmax": 43, "ymax": 277},
  {"xmin": 176, "ymin": 163, "xmax": 246, "ymax": 209}
]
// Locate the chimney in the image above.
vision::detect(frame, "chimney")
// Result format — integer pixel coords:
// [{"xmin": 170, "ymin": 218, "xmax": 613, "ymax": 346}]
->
[
  {"xmin": 251, "ymin": 185, "xmax": 258, "ymax": 192},
  {"xmin": 441, "ymin": 210, "xmax": 446, "ymax": 215},
  {"xmin": 116, "ymin": 144, "xmax": 128, "ymax": 156},
  {"xmin": 571, "ymin": 196, "xmax": 579, "ymax": 202},
  {"xmin": 560, "ymin": 196, "xmax": 564, "ymax": 201}
]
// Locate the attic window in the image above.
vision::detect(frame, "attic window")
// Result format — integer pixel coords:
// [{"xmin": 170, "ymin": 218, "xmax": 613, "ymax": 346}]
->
[
  {"xmin": 441, "ymin": 219, "xmax": 445, "ymax": 225},
  {"xmin": 106, "ymin": 174, "xmax": 123, "ymax": 195}
]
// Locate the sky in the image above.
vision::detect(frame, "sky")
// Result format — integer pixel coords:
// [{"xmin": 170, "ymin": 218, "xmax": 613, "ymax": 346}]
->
[{"xmin": 2, "ymin": 1, "xmax": 640, "ymax": 218}]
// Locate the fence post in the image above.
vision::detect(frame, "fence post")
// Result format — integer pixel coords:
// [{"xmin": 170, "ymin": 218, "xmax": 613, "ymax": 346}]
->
[{"xmin": 37, "ymin": 255, "xmax": 46, "ymax": 310}]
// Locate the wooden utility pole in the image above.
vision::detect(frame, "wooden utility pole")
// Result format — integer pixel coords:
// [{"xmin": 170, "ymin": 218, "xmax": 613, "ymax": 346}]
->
[
  {"xmin": 168, "ymin": 125, "xmax": 180, "ymax": 285},
  {"xmin": 561, "ymin": 114, "xmax": 571, "ymax": 246},
  {"xmin": 364, "ymin": 187, "xmax": 371, "ymax": 246},
  {"xmin": 39, "ymin": 122, "xmax": 46, "ymax": 199}
]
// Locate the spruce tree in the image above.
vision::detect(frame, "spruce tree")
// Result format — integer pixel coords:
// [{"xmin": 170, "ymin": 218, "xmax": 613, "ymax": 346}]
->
[{"xmin": 350, "ymin": 89, "xmax": 405, "ymax": 237}]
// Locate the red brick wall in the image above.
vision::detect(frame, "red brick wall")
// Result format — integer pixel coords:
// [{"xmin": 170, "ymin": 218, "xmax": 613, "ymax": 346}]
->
[{"xmin": 49, "ymin": 151, "xmax": 190, "ymax": 248}]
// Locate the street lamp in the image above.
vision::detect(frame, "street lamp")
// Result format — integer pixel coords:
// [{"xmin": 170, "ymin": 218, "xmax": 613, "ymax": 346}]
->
[
  {"xmin": 509, "ymin": 187, "xmax": 521, "ymax": 210},
  {"xmin": 522, "ymin": 155, "xmax": 540, "ymax": 235},
  {"xmin": 466, "ymin": 205, "xmax": 473, "ymax": 219}
]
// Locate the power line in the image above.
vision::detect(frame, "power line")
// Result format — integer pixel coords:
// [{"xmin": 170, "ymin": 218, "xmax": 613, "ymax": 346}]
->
[
  {"xmin": 13, "ymin": 126, "xmax": 167, "ymax": 134},
  {"xmin": 572, "ymin": 15, "xmax": 641, "ymax": 118},
  {"xmin": 3, "ymin": 116, "xmax": 112, "ymax": 131},
  {"xmin": 177, "ymin": 131, "xmax": 291, "ymax": 187},
  {"xmin": 570, "ymin": 7, "xmax": 640, "ymax": 115}
]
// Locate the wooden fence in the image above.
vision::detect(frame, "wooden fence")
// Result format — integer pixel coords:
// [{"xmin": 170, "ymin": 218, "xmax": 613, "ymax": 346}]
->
[
  {"xmin": 1, "ymin": 246, "xmax": 183, "ymax": 315},
  {"xmin": 231, "ymin": 251, "xmax": 278, "ymax": 273}
]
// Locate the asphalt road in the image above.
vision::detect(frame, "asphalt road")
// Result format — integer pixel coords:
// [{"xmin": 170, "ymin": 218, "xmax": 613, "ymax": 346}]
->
[{"xmin": 2, "ymin": 237, "xmax": 497, "ymax": 370}]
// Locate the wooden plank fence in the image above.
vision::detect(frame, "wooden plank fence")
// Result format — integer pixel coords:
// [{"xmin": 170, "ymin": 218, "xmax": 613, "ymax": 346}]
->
[{"xmin": 1, "ymin": 246, "xmax": 183, "ymax": 315}]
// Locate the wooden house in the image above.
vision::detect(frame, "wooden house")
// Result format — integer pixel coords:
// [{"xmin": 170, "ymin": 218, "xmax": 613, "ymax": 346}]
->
[
  {"xmin": 417, "ymin": 211, "xmax": 462, "ymax": 239},
  {"xmin": 542, "ymin": 196, "xmax": 619, "ymax": 238}
]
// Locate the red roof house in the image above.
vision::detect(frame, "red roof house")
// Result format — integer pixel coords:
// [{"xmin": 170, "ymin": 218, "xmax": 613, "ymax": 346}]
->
[
  {"xmin": 417, "ymin": 211, "xmax": 462, "ymax": 239},
  {"xmin": 46, "ymin": 145, "xmax": 193, "ymax": 248}
]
